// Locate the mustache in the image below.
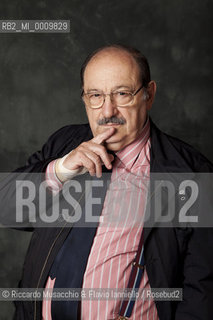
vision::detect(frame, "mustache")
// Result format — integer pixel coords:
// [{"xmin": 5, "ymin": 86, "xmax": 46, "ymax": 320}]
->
[{"xmin": 97, "ymin": 116, "xmax": 126, "ymax": 125}]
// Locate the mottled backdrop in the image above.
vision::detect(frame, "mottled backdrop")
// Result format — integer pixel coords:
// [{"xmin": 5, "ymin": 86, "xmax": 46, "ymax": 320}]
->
[{"xmin": 0, "ymin": 0, "xmax": 212, "ymax": 318}]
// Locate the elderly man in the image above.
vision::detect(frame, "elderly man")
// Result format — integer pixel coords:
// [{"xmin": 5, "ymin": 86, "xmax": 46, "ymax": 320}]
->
[{"xmin": 2, "ymin": 44, "xmax": 213, "ymax": 320}]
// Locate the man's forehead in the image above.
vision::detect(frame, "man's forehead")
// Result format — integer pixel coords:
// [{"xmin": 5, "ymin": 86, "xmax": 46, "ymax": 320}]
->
[
  {"xmin": 85, "ymin": 48, "xmax": 138, "ymax": 71},
  {"xmin": 83, "ymin": 48, "xmax": 140, "ymax": 87}
]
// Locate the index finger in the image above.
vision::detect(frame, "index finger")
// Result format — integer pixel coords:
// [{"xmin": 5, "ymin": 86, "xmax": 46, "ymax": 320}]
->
[{"xmin": 92, "ymin": 127, "xmax": 116, "ymax": 145}]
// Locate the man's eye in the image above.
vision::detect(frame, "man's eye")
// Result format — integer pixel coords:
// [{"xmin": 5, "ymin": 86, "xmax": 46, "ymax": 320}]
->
[
  {"xmin": 89, "ymin": 93, "xmax": 101, "ymax": 98},
  {"xmin": 117, "ymin": 91, "xmax": 129, "ymax": 96}
]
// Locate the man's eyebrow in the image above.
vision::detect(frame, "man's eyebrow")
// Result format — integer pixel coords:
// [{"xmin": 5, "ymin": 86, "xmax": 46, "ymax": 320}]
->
[
  {"xmin": 85, "ymin": 85, "xmax": 133, "ymax": 92},
  {"xmin": 112, "ymin": 85, "xmax": 133, "ymax": 90},
  {"xmin": 85, "ymin": 89, "xmax": 101, "ymax": 93}
]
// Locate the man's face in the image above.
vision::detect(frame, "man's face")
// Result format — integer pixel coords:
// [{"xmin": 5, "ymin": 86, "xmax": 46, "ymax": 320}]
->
[{"xmin": 83, "ymin": 49, "xmax": 156, "ymax": 151}]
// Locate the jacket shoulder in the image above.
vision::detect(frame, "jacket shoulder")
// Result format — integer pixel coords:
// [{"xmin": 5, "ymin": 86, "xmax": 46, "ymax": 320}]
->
[
  {"xmin": 163, "ymin": 131, "xmax": 213, "ymax": 172},
  {"xmin": 150, "ymin": 121, "xmax": 213, "ymax": 172},
  {"xmin": 26, "ymin": 123, "xmax": 92, "ymax": 166},
  {"xmin": 45, "ymin": 123, "xmax": 92, "ymax": 150}
]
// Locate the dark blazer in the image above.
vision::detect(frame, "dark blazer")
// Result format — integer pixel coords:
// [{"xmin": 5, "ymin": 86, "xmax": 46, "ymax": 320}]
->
[{"xmin": 1, "ymin": 120, "xmax": 213, "ymax": 320}]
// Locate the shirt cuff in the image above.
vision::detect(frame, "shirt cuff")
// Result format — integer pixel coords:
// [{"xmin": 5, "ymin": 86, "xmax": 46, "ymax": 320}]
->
[{"xmin": 45, "ymin": 160, "xmax": 63, "ymax": 194}]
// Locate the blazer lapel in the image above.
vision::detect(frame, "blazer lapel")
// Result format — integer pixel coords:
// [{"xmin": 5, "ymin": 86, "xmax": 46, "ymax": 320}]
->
[{"xmin": 143, "ymin": 119, "xmax": 194, "ymax": 244}]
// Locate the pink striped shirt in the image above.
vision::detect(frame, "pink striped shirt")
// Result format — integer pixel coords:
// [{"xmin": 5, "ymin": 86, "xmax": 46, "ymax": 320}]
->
[{"xmin": 43, "ymin": 119, "xmax": 159, "ymax": 319}]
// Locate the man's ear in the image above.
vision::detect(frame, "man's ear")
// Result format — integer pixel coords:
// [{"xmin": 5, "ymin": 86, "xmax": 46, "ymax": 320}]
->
[{"xmin": 146, "ymin": 81, "xmax": 157, "ymax": 110}]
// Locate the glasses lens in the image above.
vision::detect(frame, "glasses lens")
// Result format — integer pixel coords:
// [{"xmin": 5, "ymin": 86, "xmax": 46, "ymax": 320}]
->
[
  {"xmin": 87, "ymin": 93, "xmax": 103, "ymax": 108},
  {"xmin": 113, "ymin": 92, "xmax": 132, "ymax": 106},
  {"xmin": 83, "ymin": 91, "xmax": 134, "ymax": 108}
]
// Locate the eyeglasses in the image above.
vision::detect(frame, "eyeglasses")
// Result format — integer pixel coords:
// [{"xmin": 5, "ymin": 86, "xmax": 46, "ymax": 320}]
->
[{"xmin": 82, "ymin": 85, "xmax": 144, "ymax": 109}]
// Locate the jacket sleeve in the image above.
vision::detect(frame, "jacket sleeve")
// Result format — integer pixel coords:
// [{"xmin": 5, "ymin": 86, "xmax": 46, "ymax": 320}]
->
[
  {"xmin": 175, "ymin": 160, "xmax": 213, "ymax": 320},
  {"xmin": 0, "ymin": 125, "xmax": 76, "ymax": 229},
  {"xmin": 175, "ymin": 227, "xmax": 213, "ymax": 320}
]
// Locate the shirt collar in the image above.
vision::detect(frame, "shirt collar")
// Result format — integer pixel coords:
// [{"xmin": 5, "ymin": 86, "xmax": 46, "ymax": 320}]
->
[{"xmin": 115, "ymin": 117, "xmax": 150, "ymax": 170}]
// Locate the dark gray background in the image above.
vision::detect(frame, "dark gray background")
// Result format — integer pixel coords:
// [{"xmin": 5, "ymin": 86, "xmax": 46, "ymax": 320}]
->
[{"xmin": 0, "ymin": 0, "xmax": 212, "ymax": 318}]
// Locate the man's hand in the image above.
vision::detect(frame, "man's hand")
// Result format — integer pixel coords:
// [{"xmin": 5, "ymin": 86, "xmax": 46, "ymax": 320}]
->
[{"xmin": 55, "ymin": 127, "xmax": 115, "ymax": 181}]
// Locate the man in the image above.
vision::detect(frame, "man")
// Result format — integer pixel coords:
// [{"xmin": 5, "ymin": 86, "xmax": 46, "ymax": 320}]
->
[{"xmin": 1, "ymin": 44, "xmax": 213, "ymax": 319}]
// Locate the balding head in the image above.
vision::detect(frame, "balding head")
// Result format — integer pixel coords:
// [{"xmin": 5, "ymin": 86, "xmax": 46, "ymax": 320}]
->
[
  {"xmin": 83, "ymin": 48, "xmax": 142, "ymax": 98},
  {"xmin": 80, "ymin": 44, "xmax": 151, "ymax": 91}
]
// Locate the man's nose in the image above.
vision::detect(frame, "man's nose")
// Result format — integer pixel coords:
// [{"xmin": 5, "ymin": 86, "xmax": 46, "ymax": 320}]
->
[{"xmin": 101, "ymin": 95, "xmax": 117, "ymax": 118}]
